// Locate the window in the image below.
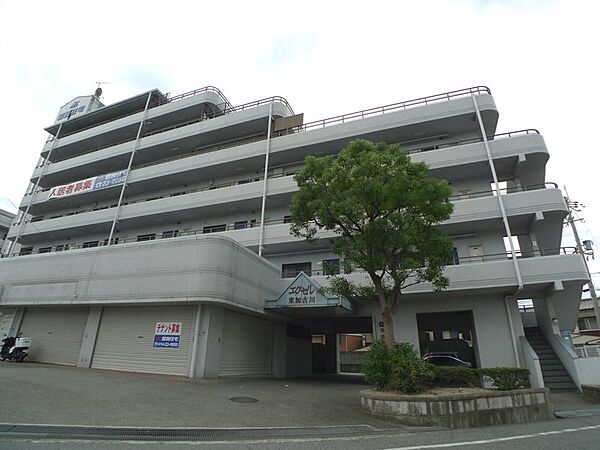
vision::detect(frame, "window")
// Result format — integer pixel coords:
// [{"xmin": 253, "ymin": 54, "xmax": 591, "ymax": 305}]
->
[
  {"xmin": 30, "ymin": 216, "xmax": 44, "ymax": 222},
  {"xmin": 103, "ymin": 238, "xmax": 119, "ymax": 246},
  {"xmin": 283, "ymin": 215, "xmax": 292, "ymax": 224},
  {"xmin": 37, "ymin": 247, "xmax": 52, "ymax": 254},
  {"xmin": 322, "ymin": 258, "xmax": 340, "ymax": 275},
  {"xmin": 281, "ymin": 262, "xmax": 311, "ymax": 278},
  {"xmin": 19, "ymin": 247, "xmax": 33, "ymax": 255},
  {"xmin": 250, "ymin": 219, "xmax": 257, "ymax": 228},
  {"xmin": 82, "ymin": 241, "xmax": 99, "ymax": 248},
  {"xmin": 203, "ymin": 224, "xmax": 226, "ymax": 234},
  {"xmin": 234, "ymin": 221, "xmax": 248, "ymax": 230},
  {"xmin": 137, "ymin": 233, "xmax": 156, "ymax": 242},
  {"xmin": 162, "ymin": 230, "xmax": 179, "ymax": 239},
  {"xmin": 56, "ymin": 244, "xmax": 69, "ymax": 252}
]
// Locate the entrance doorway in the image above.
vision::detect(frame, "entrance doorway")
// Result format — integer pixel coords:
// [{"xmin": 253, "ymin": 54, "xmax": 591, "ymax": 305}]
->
[
  {"xmin": 416, "ymin": 311, "xmax": 478, "ymax": 368},
  {"xmin": 309, "ymin": 316, "xmax": 373, "ymax": 375}
]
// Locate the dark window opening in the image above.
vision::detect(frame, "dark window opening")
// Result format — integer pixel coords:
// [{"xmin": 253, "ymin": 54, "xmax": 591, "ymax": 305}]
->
[
  {"xmin": 282, "ymin": 262, "xmax": 312, "ymax": 278},
  {"xmin": 137, "ymin": 233, "xmax": 156, "ymax": 242},
  {"xmin": 37, "ymin": 247, "xmax": 52, "ymax": 253},
  {"xmin": 283, "ymin": 215, "xmax": 292, "ymax": 224},
  {"xmin": 82, "ymin": 241, "xmax": 99, "ymax": 248},
  {"xmin": 19, "ymin": 247, "xmax": 33, "ymax": 256},
  {"xmin": 322, "ymin": 258, "xmax": 340, "ymax": 275},
  {"xmin": 203, "ymin": 224, "xmax": 226, "ymax": 234},
  {"xmin": 162, "ymin": 230, "xmax": 179, "ymax": 239},
  {"xmin": 234, "ymin": 221, "xmax": 248, "ymax": 230}
]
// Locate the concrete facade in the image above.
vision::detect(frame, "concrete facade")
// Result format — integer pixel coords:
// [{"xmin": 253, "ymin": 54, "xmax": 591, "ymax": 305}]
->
[{"xmin": 0, "ymin": 85, "xmax": 591, "ymax": 382}]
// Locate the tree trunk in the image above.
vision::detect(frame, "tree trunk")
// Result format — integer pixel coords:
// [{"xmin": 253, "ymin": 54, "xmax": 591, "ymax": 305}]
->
[{"xmin": 382, "ymin": 308, "xmax": 396, "ymax": 351}]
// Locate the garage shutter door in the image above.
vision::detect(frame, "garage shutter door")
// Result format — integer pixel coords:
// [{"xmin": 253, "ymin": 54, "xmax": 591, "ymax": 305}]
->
[
  {"xmin": 91, "ymin": 306, "xmax": 195, "ymax": 376},
  {"xmin": 219, "ymin": 311, "xmax": 273, "ymax": 377},
  {"xmin": 18, "ymin": 308, "xmax": 88, "ymax": 366}
]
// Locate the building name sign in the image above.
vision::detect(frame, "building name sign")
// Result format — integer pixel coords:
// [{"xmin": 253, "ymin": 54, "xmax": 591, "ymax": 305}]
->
[
  {"xmin": 265, "ymin": 272, "xmax": 352, "ymax": 312},
  {"xmin": 153, "ymin": 322, "xmax": 182, "ymax": 348},
  {"xmin": 48, "ymin": 170, "xmax": 128, "ymax": 200}
]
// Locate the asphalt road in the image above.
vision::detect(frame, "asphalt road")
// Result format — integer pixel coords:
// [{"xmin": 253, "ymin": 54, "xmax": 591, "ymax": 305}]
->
[{"xmin": 1, "ymin": 414, "xmax": 600, "ymax": 449}]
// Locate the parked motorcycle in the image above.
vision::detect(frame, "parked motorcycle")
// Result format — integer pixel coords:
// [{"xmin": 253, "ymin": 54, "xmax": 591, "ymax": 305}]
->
[{"xmin": 0, "ymin": 333, "xmax": 31, "ymax": 362}]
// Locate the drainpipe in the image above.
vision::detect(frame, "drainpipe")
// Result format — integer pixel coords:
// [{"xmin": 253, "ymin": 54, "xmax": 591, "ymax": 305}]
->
[
  {"xmin": 472, "ymin": 95, "xmax": 523, "ymax": 367},
  {"xmin": 258, "ymin": 103, "xmax": 274, "ymax": 257},
  {"xmin": 107, "ymin": 91, "xmax": 153, "ymax": 245},
  {"xmin": 6, "ymin": 123, "xmax": 64, "ymax": 257}
]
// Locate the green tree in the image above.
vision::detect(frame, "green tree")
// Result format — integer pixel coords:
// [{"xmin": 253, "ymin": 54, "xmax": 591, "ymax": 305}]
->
[{"xmin": 290, "ymin": 140, "xmax": 454, "ymax": 351}]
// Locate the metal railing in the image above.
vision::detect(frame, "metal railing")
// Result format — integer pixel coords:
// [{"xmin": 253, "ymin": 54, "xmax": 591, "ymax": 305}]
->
[
  {"xmin": 575, "ymin": 345, "xmax": 600, "ymax": 358},
  {"xmin": 407, "ymin": 129, "xmax": 540, "ymax": 154},
  {"xmin": 16, "ymin": 180, "xmax": 560, "ymax": 230},
  {"xmin": 26, "ymin": 126, "xmax": 538, "ymax": 201},
  {"xmin": 39, "ymin": 96, "xmax": 293, "ymax": 166},
  {"xmin": 273, "ymin": 86, "xmax": 491, "ymax": 136}
]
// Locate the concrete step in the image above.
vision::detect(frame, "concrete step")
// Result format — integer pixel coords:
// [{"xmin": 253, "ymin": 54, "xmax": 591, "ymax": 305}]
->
[
  {"xmin": 544, "ymin": 375, "xmax": 575, "ymax": 383},
  {"xmin": 546, "ymin": 382, "xmax": 578, "ymax": 390}
]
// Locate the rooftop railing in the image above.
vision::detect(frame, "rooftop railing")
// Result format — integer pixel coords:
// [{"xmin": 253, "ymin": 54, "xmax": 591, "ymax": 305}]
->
[{"xmin": 273, "ymin": 86, "xmax": 492, "ymax": 137}]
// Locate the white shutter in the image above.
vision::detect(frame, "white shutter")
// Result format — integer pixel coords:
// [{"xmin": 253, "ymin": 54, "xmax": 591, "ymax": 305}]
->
[
  {"xmin": 92, "ymin": 306, "xmax": 195, "ymax": 376},
  {"xmin": 19, "ymin": 307, "xmax": 88, "ymax": 365},
  {"xmin": 219, "ymin": 310, "xmax": 273, "ymax": 377}
]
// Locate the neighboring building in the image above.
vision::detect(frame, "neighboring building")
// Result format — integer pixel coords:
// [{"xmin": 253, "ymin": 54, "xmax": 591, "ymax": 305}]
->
[
  {"xmin": 577, "ymin": 299, "xmax": 599, "ymax": 333},
  {"xmin": 0, "ymin": 208, "xmax": 15, "ymax": 253},
  {"xmin": 0, "ymin": 85, "xmax": 596, "ymax": 388}
]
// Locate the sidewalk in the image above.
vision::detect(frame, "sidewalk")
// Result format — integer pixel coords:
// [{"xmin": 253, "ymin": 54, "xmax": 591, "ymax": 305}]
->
[{"xmin": 0, "ymin": 362, "xmax": 396, "ymax": 428}]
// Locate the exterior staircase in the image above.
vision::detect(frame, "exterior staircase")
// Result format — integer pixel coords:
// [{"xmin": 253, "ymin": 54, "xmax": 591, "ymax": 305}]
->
[{"xmin": 524, "ymin": 327, "xmax": 577, "ymax": 391}]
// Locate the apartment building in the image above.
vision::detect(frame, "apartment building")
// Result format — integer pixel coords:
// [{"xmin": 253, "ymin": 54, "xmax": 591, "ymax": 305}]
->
[
  {"xmin": 0, "ymin": 208, "xmax": 15, "ymax": 254},
  {"xmin": 0, "ymin": 85, "xmax": 595, "ymax": 388}
]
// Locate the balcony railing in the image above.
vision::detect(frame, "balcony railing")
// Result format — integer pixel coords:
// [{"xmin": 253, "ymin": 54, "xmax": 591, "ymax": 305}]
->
[
  {"xmin": 19, "ymin": 180, "xmax": 560, "ymax": 229},
  {"xmin": 273, "ymin": 86, "xmax": 492, "ymax": 137},
  {"xmin": 575, "ymin": 345, "xmax": 600, "ymax": 358}
]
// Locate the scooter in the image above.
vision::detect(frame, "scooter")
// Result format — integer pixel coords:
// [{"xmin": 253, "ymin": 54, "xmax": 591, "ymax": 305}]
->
[{"xmin": 0, "ymin": 333, "xmax": 31, "ymax": 362}]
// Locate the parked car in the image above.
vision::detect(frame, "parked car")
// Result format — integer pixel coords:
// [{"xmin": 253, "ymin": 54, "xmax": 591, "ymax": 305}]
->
[{"xmin": 422, "ymin": 353, "xmax": 472, "ymax": 368}]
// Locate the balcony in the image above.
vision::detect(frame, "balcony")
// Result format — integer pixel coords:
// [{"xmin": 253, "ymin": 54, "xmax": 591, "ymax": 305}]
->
[{"xmin": 32, "ymin": 99, "xmax": 293, "ymax": 189}]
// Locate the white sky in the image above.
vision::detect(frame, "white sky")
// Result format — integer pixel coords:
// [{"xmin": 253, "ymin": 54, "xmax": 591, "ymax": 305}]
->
[{"xmin": 0, "ymin": 0, "xmax": 598, "ymax": 282}]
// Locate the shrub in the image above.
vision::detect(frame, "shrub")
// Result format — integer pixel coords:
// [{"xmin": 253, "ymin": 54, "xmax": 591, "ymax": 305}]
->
[
  {"xmin": 477, "ymin": 367, "xmax": 530, "ymax": 390},
  {"xmin": 362, "ymin": 341, "xmax": 434, "ymax": 393},
  {"xmin": 432, "ymin": 366, "xmax": 480, "ymax": 388},
  {"xmin": 362, "ymin": 340, "xmax": 392, "ymax": 389},
  {"xmin": 387, "ymin": 342, "xmax": 434, "ymax": 394}
]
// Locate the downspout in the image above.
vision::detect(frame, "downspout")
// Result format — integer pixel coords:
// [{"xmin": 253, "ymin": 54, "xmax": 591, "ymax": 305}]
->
[
  {"xmin": 258, "ymin": 103, "xmax": 274, "ymax": 257},
  {"xmin": 472, "ymin": 95, "xmax": 523, "ymax": 366},
  {"xmin": 107, "ymin": 91, "xmax": 153, "ymax": 245},
  {"xmin": 7, "ymin": 122, "xmax": 63, "ymax": 257}
]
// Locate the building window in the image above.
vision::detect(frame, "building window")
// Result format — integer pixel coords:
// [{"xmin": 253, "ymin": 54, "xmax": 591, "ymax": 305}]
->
[
  {"xmin": 82, "ymin": 241, "xmax": 99, "ymax": 248},
  {"xmin": 137, "ymin": 233, "xmax": 156, "ymax": 242},
  {"xmin": 250, "ymin": 219, "xmax": 257, "ymax": 228},
  {"xmin": 322, "ymin": 258, "xmax": 340, "ymax": 275},
  {"xmin": 37, "ymin": 247, "xmax": 52, "ymax": 253},
  {"xmin": 103, "ymin": 238, "xmax": 119, "ymax": 246},
  {"xmin": 19, "ymin": 247, "xmax": 33, "ymax": 255},
  {"xmin": 282, "ymin": 262, "xmax": 311, "ymax": 278},
  {"xmin": 55, "ymin": 244, "xmax": 69, "ymax": 252},
  {"xmin": 283, "ymin": 215, "xmax": 292, "ymax": 224},
  {"xmin": 162, "ymin": 230, "xmax": 179, "ymax": 239},
  {"xmin": 234, "ymin": 221, "xmax": 248, "ymax": 230},
  {"xmin": 203, "ymin": 224, "xmax": 226, "ymax": 234}
]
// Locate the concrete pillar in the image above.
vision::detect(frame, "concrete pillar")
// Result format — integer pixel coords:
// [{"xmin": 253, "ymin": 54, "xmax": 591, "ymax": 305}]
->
[
  {"xmin": 77, "ymin": 307, "xmax": 103, "ymax": 368},
  {"xmin": 271, "ymin": 322, "xmax": 287, "ymax": 378},
  {"xmin": 191, "ymin": 305, "xmax": 224, "ymax": 379},
  {"xmin": 8, "ymin": 307, "xmax": 25, "ymax": 336},
  {"xmin": 325, "ymin": 332, "xmax": 337, "ymax": 374}
]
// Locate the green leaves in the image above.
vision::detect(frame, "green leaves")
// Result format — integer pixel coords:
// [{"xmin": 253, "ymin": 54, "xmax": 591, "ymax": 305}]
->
[{"xmin": 291, "ymin": 139, "xmax": 454, "ymax": 296}]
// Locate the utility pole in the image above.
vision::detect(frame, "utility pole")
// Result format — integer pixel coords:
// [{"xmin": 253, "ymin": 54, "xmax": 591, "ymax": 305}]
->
[{"xmin": 564, "ymin": 187, "xmax": 600, "ymax": 331}]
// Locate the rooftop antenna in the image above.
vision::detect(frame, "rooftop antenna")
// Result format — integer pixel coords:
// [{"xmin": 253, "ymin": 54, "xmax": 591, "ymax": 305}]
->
[{"xmin": 95, "ymin": 81, "xmax": 110, "ymax": 98}]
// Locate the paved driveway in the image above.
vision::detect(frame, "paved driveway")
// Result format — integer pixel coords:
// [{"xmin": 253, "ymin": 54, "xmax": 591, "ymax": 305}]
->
[{"xmin": 0, "ymin": 362, "xmax": 395, "ymax": 428}]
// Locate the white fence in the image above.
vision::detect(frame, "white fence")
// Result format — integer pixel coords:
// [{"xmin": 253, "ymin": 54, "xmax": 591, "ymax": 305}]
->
[{"xmin": 575, "ymin": 345, "xmax": 600, "ymax": 358}]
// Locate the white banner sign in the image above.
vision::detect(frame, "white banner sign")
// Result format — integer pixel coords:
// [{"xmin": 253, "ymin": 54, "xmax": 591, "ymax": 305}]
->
[{"xmin": 48, "ymin": 170, "xmax": 128, "ymax": 200}]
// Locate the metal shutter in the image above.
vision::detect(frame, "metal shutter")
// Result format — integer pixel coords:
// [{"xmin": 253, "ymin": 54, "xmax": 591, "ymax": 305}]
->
[
  {"xmin": 91, "ymin": 306, "xmax": 195, "ymax": 376},
  {"xmin": 219, "ymin": 311, "xmax": 273, "ymax": 377},
  {"xmin": 18, "ymin": 307, "xmax": 88, "ymax": 366}
]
